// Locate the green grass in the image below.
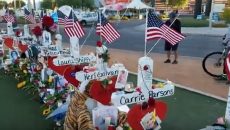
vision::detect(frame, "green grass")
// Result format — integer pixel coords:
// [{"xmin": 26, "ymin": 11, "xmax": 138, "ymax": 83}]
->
[
  {"xmin": 127, "ymin": 74, "xmax": 226, "ymax": 130},
  {"xmin": 0, "ymin": 71, "xmax": 226, "ymax": 130},
  {"xmin": 180, "ymin": 17, "xmax": 209, "ymax": 27}
]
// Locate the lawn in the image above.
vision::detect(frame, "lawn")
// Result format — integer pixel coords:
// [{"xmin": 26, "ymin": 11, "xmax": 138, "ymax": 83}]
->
[
  {"xmin": 180, "ymin": 17, "xmax": 209, "ymax": 27},
  {"xmin": 0, "ymin": 71, "xmax": 226, "ymax": 130}
]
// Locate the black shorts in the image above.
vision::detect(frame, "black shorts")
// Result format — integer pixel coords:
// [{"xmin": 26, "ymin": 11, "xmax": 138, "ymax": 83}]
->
[{"xmin": 164, "ymin": 42, "xmax": 179, "ymax": 51}]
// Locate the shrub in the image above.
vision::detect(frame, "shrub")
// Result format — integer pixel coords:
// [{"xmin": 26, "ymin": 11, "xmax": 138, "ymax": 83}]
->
[
  {"xmin": 212, "ymin": 23, "xmax": 228, "ymax": 28},
  {"xmin": 222, "ymin": 8, "xmax": 230, "ymax": 24},
  {"xmin": 121, "ymin": 16, "xmax": 129, "ymax": 20}
]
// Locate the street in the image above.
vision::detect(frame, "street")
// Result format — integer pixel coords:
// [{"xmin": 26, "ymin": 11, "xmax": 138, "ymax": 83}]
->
[
  {"xmin": 1, "ymin": 20, "xmax": 224, "ymax": 58},
  {"xmin": 60, "ymin": 20, "xmax": 224, "ymax": 58}
]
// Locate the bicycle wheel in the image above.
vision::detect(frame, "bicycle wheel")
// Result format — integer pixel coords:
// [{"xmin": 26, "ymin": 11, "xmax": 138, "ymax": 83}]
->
[{"xmin": 202, "ymin": 52, "xmax": 224, "ymax": 77}]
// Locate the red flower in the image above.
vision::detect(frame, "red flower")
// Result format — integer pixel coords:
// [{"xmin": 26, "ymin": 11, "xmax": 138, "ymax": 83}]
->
[
  {"xmin": 15, "ymin": 30, "xmax": 21, "ymax": 37},
  {"xmin": 143, "ymin": 65, "xmax": 148, "ymax": 70},
  {"xmin": 32, "ymin": 26, "xmax": 42, "ymax": 37},
  {"xmin": 96, "ymin": 41, "xmax": 102, "ymax": 47},
  {"xmin": 42, "ymin": 16, "xmax": 54, "ymax": 28},
  {"xmin": 148, "ymin": 97, "xmax": 155, "ymax": 107}
]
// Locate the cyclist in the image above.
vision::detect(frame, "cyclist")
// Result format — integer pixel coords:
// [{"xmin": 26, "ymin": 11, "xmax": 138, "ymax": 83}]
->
[{"xmin": 223, "ymin": 27, "xmax": 230, "ymax": 81}]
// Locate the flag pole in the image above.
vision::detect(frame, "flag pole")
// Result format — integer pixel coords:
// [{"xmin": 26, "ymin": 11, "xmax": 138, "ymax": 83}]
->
[
  {"xmin": 144, "ymin": 9, "xmax": 148, "ymax": 56},
  {"xmin": 99, "ymin": 9, "xmax": 102, "ymax": 43}
]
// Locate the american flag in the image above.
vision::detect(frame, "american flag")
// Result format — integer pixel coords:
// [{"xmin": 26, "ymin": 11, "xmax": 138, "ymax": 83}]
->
[
  {"xmin": 64, "ymin": 10, "xmax": 84, "ymax": 38},
  {"xmin": 146, "ymin": 11, "xmax": 185, "ymax": 45},
  {"xmin": 2, "ymin": 10, "xmax": 15, "ymax": 23},
  {"xmin": 96, "ymin": 13, "xmax": 120, "ymax": 43},
  {"xmin": 24, "ymin": 8, "xmax": 36, "ymax": 24},
  {"xmin": 57, "ymin": 10, "xmax": 65, "ymax": 25}
]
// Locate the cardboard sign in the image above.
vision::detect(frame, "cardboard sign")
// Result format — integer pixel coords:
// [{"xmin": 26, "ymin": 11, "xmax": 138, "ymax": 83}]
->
[
  {"xmin": 111, "ymin": 84, "xmax": 174, "ymax": 106},
  {"xmin": 115, "ymin": 69, "xmax": 128, "ymax": 89},
  {"xmin": 53, "ymin": 55, "xmax": 96, "ymax": 66},
  {"xmin": 75, "ymin": 68, "xmax": 119, "ymax": 81},
  {"xmin": 111, "ymin": 90, "xmax": 148, "ymax": 106},
  {"xmin": 148, "ymin": 84, "xmax": 174, "ymax": 99},
  {"xmin": 43, "ymin": 50, "xmax": 71, "ymax": 57}
]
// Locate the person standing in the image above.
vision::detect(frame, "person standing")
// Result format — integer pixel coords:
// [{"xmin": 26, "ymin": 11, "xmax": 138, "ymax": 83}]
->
[{"xmin": 164, "ymin": 12, "xmax": 181, "ymax": 64}]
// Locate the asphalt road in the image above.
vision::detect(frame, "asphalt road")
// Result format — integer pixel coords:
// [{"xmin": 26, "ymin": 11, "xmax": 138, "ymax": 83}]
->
[
  {"xmin": 2, "ymin": 21, "xmax": 224, "ymax": 58},
  {"xmin": 60, "ymin": 20, "xmax": 224, "ymax": 58}
]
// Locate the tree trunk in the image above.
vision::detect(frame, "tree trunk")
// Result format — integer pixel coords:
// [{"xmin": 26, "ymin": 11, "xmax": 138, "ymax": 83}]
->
[
  {"xmin": 205, "ymin": 0, "xmax": 212, "ymax": 16},
  {"xmin": 194, "ymin": 0, "xmax": 202, "ymax": 18},
  {"xmin": 151, "ymin": 0, "xmax": 155, "ymax": 7}
]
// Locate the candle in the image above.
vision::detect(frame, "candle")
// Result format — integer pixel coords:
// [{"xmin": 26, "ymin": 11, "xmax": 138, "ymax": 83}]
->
[{"xmin": 104, "ymin": 116, "xmax": 111, "ymax": 129}]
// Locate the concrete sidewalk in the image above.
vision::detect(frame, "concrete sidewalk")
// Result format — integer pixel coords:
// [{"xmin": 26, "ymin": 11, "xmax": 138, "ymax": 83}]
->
[{"xmin": 135, "ymin": 24, "xmax": 229, "ymax": 36}]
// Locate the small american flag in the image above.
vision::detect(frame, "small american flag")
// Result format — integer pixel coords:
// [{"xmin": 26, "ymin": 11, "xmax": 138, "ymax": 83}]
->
[
  {"xmin": 96, "ymin": 13, "xmax": 120, "ymax": 43},
  {"xmin": 146, "ymin": 11, "xmax": 184, "ymax": 45},
  {"xmin": 24, "ymin": 8, "xmax": 36, "ymax": 24},
  {"xmin": 64, "ymin": 10, "xmax": 84, "ymax": 38},
  {"xmin": 57, "ymin": 10, "xmax": 65, "ymax": 25},
  {"xmin": 2, "ymin": 10, "xmax": 15, "ymax": 23}
]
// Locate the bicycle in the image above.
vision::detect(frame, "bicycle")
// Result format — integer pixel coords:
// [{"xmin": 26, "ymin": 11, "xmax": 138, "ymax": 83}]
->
[{"xmin": 202, "ymin": 37, "xmax": 229, "ymax": 78}]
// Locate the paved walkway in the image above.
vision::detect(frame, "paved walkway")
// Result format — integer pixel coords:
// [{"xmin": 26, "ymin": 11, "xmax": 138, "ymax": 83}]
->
[
  {"xmin": 135, "ymin": 24, "xmax": 229, "ymax": 36},
  {"xmin": 81, "ymin": 46, "xmax": 229, "ymax": 101}
]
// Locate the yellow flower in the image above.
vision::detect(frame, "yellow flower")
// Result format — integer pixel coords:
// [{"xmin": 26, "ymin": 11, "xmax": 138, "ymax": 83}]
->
[
  {"xmin": 23, "ymin": 70, "xmax": 27, "ymax": 74},
  {"xmin": 48, "ymin": 76, "xmax": 53, "ymax": 83},
  {"xmin": 43, "ymin": 107, "xmax": 51, "ymax": 116},
  {"xmin": 17, "ymin": 81, "xmax": 26, "ymax": 88}
]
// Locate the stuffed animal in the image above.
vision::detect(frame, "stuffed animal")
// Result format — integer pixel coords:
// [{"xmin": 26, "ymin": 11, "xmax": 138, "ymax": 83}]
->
[
  {"xmin": 70, "ymin": 36, "xmax": 79, "ymax": 58},
  {"xmin": 64, "ymin": 90, "xmax": 95, "ymax": 130}
]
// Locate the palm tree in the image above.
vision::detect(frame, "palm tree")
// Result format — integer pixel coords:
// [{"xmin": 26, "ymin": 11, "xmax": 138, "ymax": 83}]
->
[
  {"xmin": 194, "ymin": 0, "xmax": 202, "ymax": 18},
  {"xmin": 205, "ymin": 0, "xmax": 212, "ymax": 16}
]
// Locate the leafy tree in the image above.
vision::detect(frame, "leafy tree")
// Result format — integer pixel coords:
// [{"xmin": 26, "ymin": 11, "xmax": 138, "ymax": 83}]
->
[
  {"xmin": 41, "ymin": 0, "xmax": 53, "ymax": 9},
  {"xmin": 222, "ymin": 8, "xmax": 230, "ymax": 23},
  {"xmin": 83, "ymin": 0, "xmax": 94, "ymax": 10},
  {"xmin": 41, "ymin": 0, "xmax": 94, "ymax": 10},
  {"xmin": 56, "ymin": 0, "xmax": 81, "ymax": 8},
  {"xmin": 8, "ymin": 0, "xmax": 25, "ymax": 9},
  {"xmin": 167, "ymin": 0, "xmax": 189, "ymax": 9},
  {"xmin": 193, "ymin": 0, "xmax": 202, "ymax": 18},
  {"xmin": 205, "ymin": 0, "xmax": 212, "ymax": 16},
  {"xmin": 0, "ymin": 0, "xmax": 7, "ymax": 9}
]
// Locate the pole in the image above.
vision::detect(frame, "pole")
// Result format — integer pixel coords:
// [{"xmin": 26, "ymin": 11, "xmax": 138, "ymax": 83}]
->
[
  {"xmin": 209, "ymin": 0, "xmax": 214, "ymax": 29},
  {"xmin": 33, "ymin": 0, "xmax": 36, "ymax": 10},
  {"xmin": 99, "ymin": 10, "xmax": 102, "ymax": 43},
  {"xmin": 14, "ymin": 0, "xmax": 16, "ymax": 10},
  {"xmin": 144, "ymin": 9, "xmax": 148, "ymax": 56}
]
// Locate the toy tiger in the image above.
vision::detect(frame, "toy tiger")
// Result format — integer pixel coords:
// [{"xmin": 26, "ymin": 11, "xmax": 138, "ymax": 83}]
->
[{"xmin": 64, "ymin": 88, "xmax": 95, "ymax": 130}]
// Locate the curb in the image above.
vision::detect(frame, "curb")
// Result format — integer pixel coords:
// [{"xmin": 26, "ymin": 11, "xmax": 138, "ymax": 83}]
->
[
  {"xmin": 129, "ymin": 71, "xmax": 227, "ymax": 102},
  {"xmin": 183, "ymin": 33, "xmax": 224, "ymax": 37}
]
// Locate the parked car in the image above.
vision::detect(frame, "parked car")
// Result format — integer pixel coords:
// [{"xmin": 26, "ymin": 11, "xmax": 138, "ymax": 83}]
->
[{"xmin": 77, "ymin": 12, "xmax": 98, "ymax": 26}]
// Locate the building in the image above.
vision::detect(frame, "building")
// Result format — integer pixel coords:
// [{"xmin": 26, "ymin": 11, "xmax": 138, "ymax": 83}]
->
[{"xmin": 153, "ymin": 0, "xmax": 228, "ymax": 14}]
